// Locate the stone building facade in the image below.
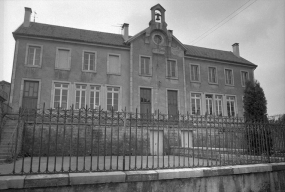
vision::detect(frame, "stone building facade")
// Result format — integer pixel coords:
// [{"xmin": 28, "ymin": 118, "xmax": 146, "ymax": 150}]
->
[{"xmin": 10, "ymin": 4, "xmax": 257, "ymax": 117}]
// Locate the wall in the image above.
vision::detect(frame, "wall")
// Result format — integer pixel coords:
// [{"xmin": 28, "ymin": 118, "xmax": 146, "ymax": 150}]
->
[{"xmin": 1, "ymin": 163, "xmax": 285, "ymax": 191}]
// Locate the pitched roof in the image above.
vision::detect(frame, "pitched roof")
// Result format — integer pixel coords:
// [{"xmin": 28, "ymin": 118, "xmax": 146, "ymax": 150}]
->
[
  {"xmin": 14, "ymin": 22, "xmax": 256, "ymax": 67},
  {"xmin": 184, "ymin": 44, "xmax": 256, "ymax": 67},
  {"xmin": 14, "ymin": 22, "xmax": 128, "ymax": 48}
]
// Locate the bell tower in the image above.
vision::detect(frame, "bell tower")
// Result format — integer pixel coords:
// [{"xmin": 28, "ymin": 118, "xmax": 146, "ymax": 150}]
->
[{"xmin": 149, "ymin": 4, "xmax": 167, "ymax": 30}]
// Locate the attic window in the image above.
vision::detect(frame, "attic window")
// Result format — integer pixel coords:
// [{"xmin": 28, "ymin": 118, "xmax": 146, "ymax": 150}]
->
[{"xmin": 153, "ymin": 34, "xmax": 163, "ymax": 45}]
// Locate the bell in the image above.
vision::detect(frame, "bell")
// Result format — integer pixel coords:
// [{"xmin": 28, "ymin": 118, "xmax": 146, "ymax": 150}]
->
[{"xmin": 155, "ymin": 13, "xmax": 161, "ymax": 21}]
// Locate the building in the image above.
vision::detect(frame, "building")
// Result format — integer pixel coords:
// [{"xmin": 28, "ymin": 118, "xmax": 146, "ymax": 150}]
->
[
  {"xmin": 10, "ymin": 4, "xmax": 257, "ymax": 117},
  {"xmin": 0, "ymin": 80, "xmax": 10, "ymax": 104}
]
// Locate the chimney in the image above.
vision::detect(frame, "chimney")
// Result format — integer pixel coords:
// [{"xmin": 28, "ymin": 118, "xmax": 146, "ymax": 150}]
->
[
  {"xmin": 232, "ymin": 43, "xmax": 240, "ymax": 57},
  {"xmin": 121, "ymin": 23, "xmax": 129, "ymax": 41},
  {"xmin": 23, "ymin": 7, "xmax": 32, "ymax": 27}
]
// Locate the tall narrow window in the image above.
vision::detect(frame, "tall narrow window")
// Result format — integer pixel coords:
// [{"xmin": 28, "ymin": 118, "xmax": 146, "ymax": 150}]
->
[
  {"xmin": 108, "ymin": 54, "xmax": 120, "ymax": 75},
  {"xmin": 226, "ymin": 96, "xmax": 236, "ymax": 117},
  {"xmin": 241, "ymin": 71, "xmax": 249, "ymax": 87},
  {"xmin": 90, "ymin": 86, "xmax": 100, "ymax": 109},
  {"xmin": 56, "ymin": 48, "xmax": 71, "ymax": 70},
  {"xmin": 83, "ymin": 51, "xmax": 96, "ymax": 71},
  {"xmin": 140, "ymin": 56, "xmax": 151, "ymax": 76},
  {"xmin": 225, "ymin": 69, "xmax": 234, "ymax": 85},
  {"xmin": 27, "ymin": 45, "xmax": 41, "ymax": 66},
  {"xmin": 75, "ymin": 84, "xmax": 86, "ymax": 109},
  {"xmin": 215, "ymin": 95, "xmax": 223, "ymax": 116},
  {"xmin": 191, "ymin": 93, "xmax": 201, "ymax": 115},
  {"xmin": 166, "ymin": 60, "xmax": 177, "ymax": 78},
  {"xmin": 191, "ymin": 65, "xmax": 200, "ymax": 81},
  {"xmin": 53, "ymin": 83, "xmax": 69, "ymax": 108},
  {"xmin": 107, "ymin": 87, "xmax": 120, "ymax": 111},
  {"xmin": 205, "ymin": 94, "xmax": 213, "ymax": 115},
  {"xmin": 208, "ymin": 67, "xmax": 217, "ymax": 83}
]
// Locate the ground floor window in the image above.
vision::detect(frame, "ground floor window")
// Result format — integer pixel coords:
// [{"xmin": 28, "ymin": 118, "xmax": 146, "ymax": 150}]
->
[
  {"xmin": 90, "ymin": 85, "xmax": 100, "ymax": 109},
  {"xmin": 107, "ymin": 87, "xmax": 120, "ymax": 111},
  {"xmin": 191, "ymin": 93, "xmax": 201, "ymax": 115},
  {"xmin": 75, "ymin": 84, "xmax": 86, "ymax": 109},
  {"xmin": 215, "ymin": 95, "xmax": 223, "ymax": 116},
  {"xmin": 205, "ymin": 94, "xmax": 213, "ymax": 115},
  {"xmin": 54, "ymin": 83, "xmax": 69, "ymax": 108},
  {"xmin": 226, "ymin": 96, "xmax": 236, "ymax": 117}
]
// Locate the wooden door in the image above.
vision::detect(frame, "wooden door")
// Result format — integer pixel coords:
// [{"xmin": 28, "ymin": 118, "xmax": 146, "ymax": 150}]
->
[
  {"xmin": 140, "ymin": 88, "xmax": 151, "ymax": 115},
  {"xmin": 22, "ymin": 81, "xmax": 39, "ymax": 119},
  {"xmin": 168, "ymin": 90, "xmax": 178, "ymax": 120},
  {"xmin": 150, "ymin": 130, "xmax": 163, "ymax": 155}
]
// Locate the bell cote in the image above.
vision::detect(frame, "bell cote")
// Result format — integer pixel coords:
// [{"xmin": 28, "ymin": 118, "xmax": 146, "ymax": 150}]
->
[{"xmin": 149, "ymin": 4, "xmax": 167, "ymax": 29}]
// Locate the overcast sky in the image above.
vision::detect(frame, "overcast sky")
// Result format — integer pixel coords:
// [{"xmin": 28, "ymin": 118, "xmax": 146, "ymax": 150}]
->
[{"xmin": 0, "ymin": 0, "xmax": 284, "ymax": 115}]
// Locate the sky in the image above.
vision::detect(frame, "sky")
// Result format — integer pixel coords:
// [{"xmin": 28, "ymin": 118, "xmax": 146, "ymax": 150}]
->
[{"xmin": 0, "ymin": 0, "xmax": 284, "ymax": 116}]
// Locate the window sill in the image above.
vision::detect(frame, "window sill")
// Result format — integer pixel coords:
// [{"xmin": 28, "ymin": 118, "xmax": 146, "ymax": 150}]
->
[
  {"xmin": 225, "ymin": 84, "xmax": 235, "ymax": 87},
  {"xmin": 190, "ymin": 80, "xmax": 201, "ymax": 83},
  {"xmin": 166, "ymin": 76, "xmax": 178, "ymax": 80},
  {"xmin": 208, "ymin": 82, "xmax": 218, "ymax": 85},
  {"xmin": 25, "ymin": 64, "xmax": 41, "ymax": 68},
  {"xmin": 140, "ymin": 74, "xmax": 152, "ymax": 77},
  {"xmin": 82, "ymin": 70, "xmax": 97, "ymax": 73},
  {"xmin": 55, "ymin": 68, "xmax": 70, "ymax": 71},
  {"xmin": 107, "ymin": 73, "xmax": 121, "ymax": 76}
]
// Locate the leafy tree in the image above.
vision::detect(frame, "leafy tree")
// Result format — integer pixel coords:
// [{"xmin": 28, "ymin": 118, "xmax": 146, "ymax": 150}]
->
[{"xmin": 243, "ymin": 80, "xmax": 272, "ymax": 156}]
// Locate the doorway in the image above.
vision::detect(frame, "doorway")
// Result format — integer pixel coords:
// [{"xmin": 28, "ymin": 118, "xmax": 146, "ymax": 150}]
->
[{"xmin": 150, "ymin": 130, "xmax": 163, "ymax": 155}]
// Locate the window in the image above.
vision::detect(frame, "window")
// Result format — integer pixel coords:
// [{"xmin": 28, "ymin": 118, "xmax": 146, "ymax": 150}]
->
[
  {"xmin": 107, "ymin": 87, "xmax": 120, "ymax": 111},
  {"xmin": 191, "ymin": 93, "xmax": 201, "ymax": 115},
  {"xmin": 75, "ymin": 84, "xmax": 86, "ymax": 109},
  {"xmin": 166, "ymin": 59, "xmax": 177, "ymax": 78},
  {"xmin": 140, "ymin": 56, "xmax": 152, "ymax": 76},
  {"xmin": 25, "ymin": 44, "xmax": 42, "ymax": 67},
  {"xmin": 108, "ymin": 54, "xmax": 121, "ymax": 75},
  {"xmin": 53, "ymin": 83, "xmax": 69, "ymax": 108},
  {"xmin": 191, "ymin": 64, "xmax": 200, "ymax": 82},
  {"xmin": 205, "ymin": 94, "xmax": 213, "ymax": 115},
  {"xmin": 208, "ymin": 67, "xmax": 217, "ymax": 84},
  {"xmin": 56, "ymin": 48, "xmax": 71, "ymax": 70},
  {"xmin": 241, "ymin": 71, "xmax": 249, "ymax": 87},
  {"xmin": 226, "ymin": 96, "xmax": 236, "ymax": 117},
  {"xmin": 215, "ymin": 95, "xmax": 223, "ymax": 116},
  {"xmin": 225, "ymin": 69, "xmax": 234, "ymax": 85},
  {"xmin": 90, "ymin": 86, "xmax": 100, "ymax": 109},
  {"xmin": 83, "ymin": 51, "xmax": 96, "ymax": 72}
]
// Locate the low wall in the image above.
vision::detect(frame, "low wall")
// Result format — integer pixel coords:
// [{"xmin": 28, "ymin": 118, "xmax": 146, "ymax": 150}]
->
[{"xmin": 1, "ymin": 163, "xmax": 285, "ymax": 191}]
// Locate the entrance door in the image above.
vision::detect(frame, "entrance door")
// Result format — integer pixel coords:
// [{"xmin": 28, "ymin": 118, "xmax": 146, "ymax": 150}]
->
[
  {"xmin": 167, "ymin": 90, "xmax": 178, "ymax": 120},
  {"xmin": 22, "ymin": 81, "xmax": 39, "ymax": 119},
  {"xmin": 181, "ymin": 131, "xmax": 193, "ymax": 148},
  {"xmin": 150, "ymin": 130, "xmax": 163, "ymax": 155},
  {"xmin": 140, "ymin": 88, "xmax": 151, "ymax": 116}
]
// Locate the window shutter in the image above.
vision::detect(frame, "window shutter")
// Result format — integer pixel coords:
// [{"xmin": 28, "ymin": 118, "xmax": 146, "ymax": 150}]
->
[{"xmin": 139, "ymin": 57, "xmax": 142, "ymax": 75}]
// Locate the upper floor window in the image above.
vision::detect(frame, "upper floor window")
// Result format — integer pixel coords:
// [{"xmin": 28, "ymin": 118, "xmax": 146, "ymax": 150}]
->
[
  {"xmin": 55, "ymin": 48, "xmax": 71, "ymax": 70},
  {"xmin": 208, "ymin": 67, "xmax": 217, "ymax": 84},
  {"xmin": 107, "ymin": 87, "xmax": 120, "ymax": 111},
  {"xmin": 139, "ymin": 56, "xmax": 152, "ymax": 76},
  {"xmin": 241, "ymin": 71, "xmax": 249, "ymax": 87},
  {"xmin": 166, "ymin": 59, "xmax": 178, "ymax": 78},
  {"xmin": 225, "ymin": 69, "xmax": 234, "ymax": 85},
  {"xmin": 191, "ymin": 93, "xmax": 201, "ymax": 115},
  {"xmin": 53, "ymin": 82, "xmax": 69, "ymax": 109},
  {"xmin": 25, "ymin": 44, "xmax": 43, "ymax": 67},
  {"xmin": 226, "ymin": 96, "xmax": 236, "ymax": 117},
  {"xmin": 83, "ymin": 51, "xmax": 96, "ymax": 72},
  {"xmin": 191, "ymin": 64, "xmax": 200, "ymax": 82},
  {"xmin": 107, "ymin": 54, "xmax": 121, "ymax": 75}
]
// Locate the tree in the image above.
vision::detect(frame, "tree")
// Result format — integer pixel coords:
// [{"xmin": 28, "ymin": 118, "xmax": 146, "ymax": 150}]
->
[{"xmin": 243, "ymin": 80, "xmax": 272, "ymax": 155}]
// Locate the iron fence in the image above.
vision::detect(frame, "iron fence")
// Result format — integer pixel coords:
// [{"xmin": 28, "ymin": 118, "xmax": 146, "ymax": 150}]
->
[{"xmin": 0, "ymin": 105, "xmax": 284, "ymax": 175}]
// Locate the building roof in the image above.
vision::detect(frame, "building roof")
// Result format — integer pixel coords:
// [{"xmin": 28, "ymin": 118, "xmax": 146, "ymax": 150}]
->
[{"xmin": 14, "ymin": 22, "xmax": 256, "ymax": 67}]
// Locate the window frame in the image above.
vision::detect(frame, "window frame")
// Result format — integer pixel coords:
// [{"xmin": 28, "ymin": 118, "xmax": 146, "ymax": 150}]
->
[
  {"xmin": 82, "ymin": 50, "xmax": 97, "ymax": 72},
  {"xmin": 106, "ymin": 86, "xmax": 121, "ymax": 111},
  {"xmin": 75, "ymin": 84, "xmax": 87, "ymax": 109},
  {"xmin": 139, "ymin": 55, "xmax": 152, "ymax": 76},
  {"xmin": 205, "ymin": 94, "xmax": 214, "ymax": 115},
  {"xmin": 89, "ymin": 85, "xmax": 101, "ymax": 110},
  {"xmin": 224, "ymin": 68, "xmax": 234, "ymax": 86},
  {"xmin": 208, "ymin": 66, "xmax": 218, "ymax": 84},
  {"xmin": 190, "ymin": 64, "xmax": 200, "ymax": 82},
  {"xmin": 55, "ymin": 47, "xmax": 71, "ymax": 70},
  {"xmin": 226, "ymin": 95, "xmax": 237, "ymax": 117},
  {"xmin": 51, "ymin": 81, "xmax": 70, "ymax": 109},
  {"xmin": 166, "ymin": 59, "xmax": 178, "ymax": 79},
  {"xmin": 240, "ymin": 70, "xmax": 249, "ymax": 87},
  {"xmin": 215, "ymin": 95, "xmax": 223, "ymax": 116},
  {"xmin": 25, "ymin": 44, "xmax": 43, "ymax": 68},
  {"xmin": 107, "ymin": 53, "xmax": 121, "ymax": 75},
  {"xmin": 191, "ymin": 92, "xmax": 202, "ymax": 115}
]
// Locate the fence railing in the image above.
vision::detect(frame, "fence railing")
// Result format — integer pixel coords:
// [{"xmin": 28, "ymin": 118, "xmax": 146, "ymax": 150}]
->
[{"xmin": 0, "ymin": 106, "xmax": 284, "ymax": 175}]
